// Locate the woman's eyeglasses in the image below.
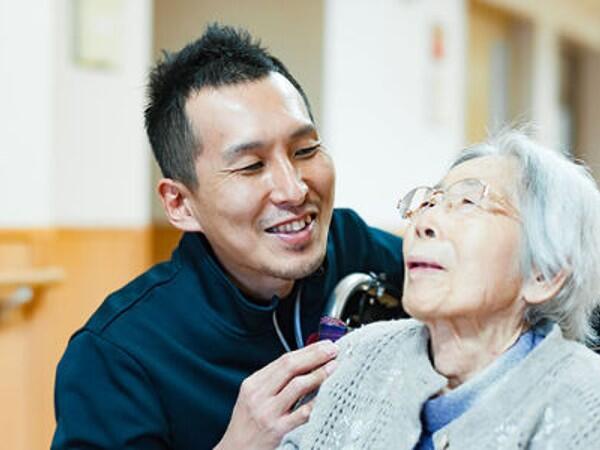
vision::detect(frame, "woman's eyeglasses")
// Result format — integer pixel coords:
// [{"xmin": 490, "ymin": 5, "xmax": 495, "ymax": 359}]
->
[{"xmin": 396, "ymin": 178, "xmax": 520, "ymax": 221}]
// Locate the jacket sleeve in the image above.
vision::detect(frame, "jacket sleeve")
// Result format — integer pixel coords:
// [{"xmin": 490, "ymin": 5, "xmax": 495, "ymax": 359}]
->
[{"xmin": 52, "ymin": 330, "xmax": 170, "ymax": 449}]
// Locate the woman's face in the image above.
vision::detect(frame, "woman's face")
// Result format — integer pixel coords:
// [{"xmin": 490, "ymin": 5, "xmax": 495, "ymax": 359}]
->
[{"xmin": 402, "ymin": 155, "xmax": 525, "ymax": 323}]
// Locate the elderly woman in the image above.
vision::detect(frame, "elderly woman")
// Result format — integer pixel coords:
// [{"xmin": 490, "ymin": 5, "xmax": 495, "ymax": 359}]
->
[{"xmin": 278, "ymin": 130, "xmax": 600, "ymax": 449}]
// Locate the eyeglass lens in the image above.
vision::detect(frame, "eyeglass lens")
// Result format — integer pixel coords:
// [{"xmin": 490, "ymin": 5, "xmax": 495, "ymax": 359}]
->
[{"xmin": 399, "ymin": 179, "xmax": 486, "ymax": 218}]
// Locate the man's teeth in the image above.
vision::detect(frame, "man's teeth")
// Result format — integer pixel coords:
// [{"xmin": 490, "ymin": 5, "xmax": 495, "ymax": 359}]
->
[{"xmin": 270, "ymin": 215, "xmax": 313, "ymax": 233}]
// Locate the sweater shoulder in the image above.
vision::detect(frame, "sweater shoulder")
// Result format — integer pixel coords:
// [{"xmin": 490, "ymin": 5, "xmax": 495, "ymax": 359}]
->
[
  {"xmin": 551, "ymin": 342, "xmax": 600, "ymax": 399},
  {"xmin": 336, "ymin": 319, "xmax": 424, "ymax": 356},
  {"xmin": 530, "ymin": 344, "xmax": 600, "ymax": 447}
]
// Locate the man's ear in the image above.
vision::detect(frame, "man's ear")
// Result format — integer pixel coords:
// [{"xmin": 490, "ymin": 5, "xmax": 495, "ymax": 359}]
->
[
  {"xmin": 520, "ymin": 268, "xmax": 569, "ymax": 305},
  {"xmin": 157, "ymin": 178, "xmax": 203, "ymax": 232}
]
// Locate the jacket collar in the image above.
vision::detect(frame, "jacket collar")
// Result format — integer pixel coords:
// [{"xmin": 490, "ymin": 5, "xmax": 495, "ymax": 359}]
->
[{"xmin": 176, "ymin": 232, "xmax": 323, "ymax": 337}]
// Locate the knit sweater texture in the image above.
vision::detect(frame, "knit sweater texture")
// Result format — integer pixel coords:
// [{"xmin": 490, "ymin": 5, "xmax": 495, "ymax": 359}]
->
[
  {"xmin": 279, "ymin": 319, "xmax": 600, "ymax": 449},
  {"xmin": 416, "ymin": 328, "xmax": 544, "ymax": 450}
]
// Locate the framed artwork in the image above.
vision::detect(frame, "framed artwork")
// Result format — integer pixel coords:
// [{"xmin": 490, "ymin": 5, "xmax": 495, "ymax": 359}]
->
[{"xmin": 72, "ymin": 0, "xmax": 125, "ymax": 69}]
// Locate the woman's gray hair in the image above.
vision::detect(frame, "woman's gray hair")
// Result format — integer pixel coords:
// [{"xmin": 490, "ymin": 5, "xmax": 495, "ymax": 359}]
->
[{"xmin": 451, "ymin": 129, "xmax": 600, "ymax": 344}]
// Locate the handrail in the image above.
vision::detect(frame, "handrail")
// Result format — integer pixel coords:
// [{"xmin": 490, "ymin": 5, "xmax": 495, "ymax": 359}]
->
[
  {"xmin": 0, "ymin": 267, "xmax": 65, "ymax": 313},
  {"xmin": 0, "ymin": 267, "xmax": 64, "ymax": 287}
]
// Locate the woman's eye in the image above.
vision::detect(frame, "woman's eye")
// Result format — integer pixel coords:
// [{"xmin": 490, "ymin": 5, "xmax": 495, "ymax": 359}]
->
[
  {"xmin": 295, "ymin": 144, "xmax": 320, "ymax": 158},
  {"xmin": 461, "ymin": 197, "xmax": 475, "ymax": 205}
]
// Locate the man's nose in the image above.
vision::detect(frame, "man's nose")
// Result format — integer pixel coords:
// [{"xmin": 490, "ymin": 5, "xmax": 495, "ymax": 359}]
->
[{"xmin": 269, "ymin": 158, "xmax": 308, "ymax": 206}]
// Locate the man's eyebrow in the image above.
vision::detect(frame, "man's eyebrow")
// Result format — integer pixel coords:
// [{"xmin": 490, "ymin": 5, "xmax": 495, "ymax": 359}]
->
[
  {"xmin": 290, "ymin": 124, "xmax": 318, "ymax": 140},
  {"xmin": 223, "ymin": 140, "xmax": 266, "ymax": 164}
]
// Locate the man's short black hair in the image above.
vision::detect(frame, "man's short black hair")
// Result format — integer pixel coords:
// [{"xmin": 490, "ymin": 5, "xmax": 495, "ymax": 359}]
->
[{"xmin": 145, "ymin": 23, "xmax": 313, "ymax": 189}]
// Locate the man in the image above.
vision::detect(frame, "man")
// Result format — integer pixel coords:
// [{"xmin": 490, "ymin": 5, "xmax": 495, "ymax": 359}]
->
[{"xmin": 52, "ymin": 24, "xmax": 404, "ymax": 450}]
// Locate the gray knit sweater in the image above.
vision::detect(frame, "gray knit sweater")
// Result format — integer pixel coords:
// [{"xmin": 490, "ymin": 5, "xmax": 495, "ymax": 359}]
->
[{"xmin": 278, "ymin": 319, "xmax": 600, "ymax": 449}]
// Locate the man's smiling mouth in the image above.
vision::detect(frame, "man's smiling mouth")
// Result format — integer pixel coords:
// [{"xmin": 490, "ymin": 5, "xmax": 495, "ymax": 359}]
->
[{"xmin": 265, "ymin": 213, "xmax": 316, "ymax": 234}]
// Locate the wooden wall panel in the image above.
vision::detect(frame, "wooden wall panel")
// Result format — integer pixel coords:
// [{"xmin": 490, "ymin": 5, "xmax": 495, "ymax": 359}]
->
[
  {"xmin": 0, "ymin": 232, "xmax": 47, "ymax": 450},
  {"xmin": 0, "ymin": 312, "xmax": 29, "ymax": 449},
  {"xmin": 152, "ymin": 225, "xmax": 182, "ymax": 263},
  {"xmin": 0, "ymin": 227, "xmax": 164, "ymax": 450}
]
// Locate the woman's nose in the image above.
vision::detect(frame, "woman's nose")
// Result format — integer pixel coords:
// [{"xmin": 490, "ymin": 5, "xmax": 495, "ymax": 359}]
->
[
  {"xmin": 417, "ymin": 225, "xmax": 437, "ymax": 239},
  {"xmin": 412, "ymin": 209, "xmax": 440, "ymax": 240}
]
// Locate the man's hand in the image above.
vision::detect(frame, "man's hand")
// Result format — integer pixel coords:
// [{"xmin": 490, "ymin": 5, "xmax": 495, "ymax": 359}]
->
[{"xmin": 214, "ymin": 340, "xmax": 339, "ymax": 450}]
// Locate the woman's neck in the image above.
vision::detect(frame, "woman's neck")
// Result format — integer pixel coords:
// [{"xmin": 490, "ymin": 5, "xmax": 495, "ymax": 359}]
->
[{"xmin": 426, "ymin": 314, "xmax": 526, "ymax": 391}]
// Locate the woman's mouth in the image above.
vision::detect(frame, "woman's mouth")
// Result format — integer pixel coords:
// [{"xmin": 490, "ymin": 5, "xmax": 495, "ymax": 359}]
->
[{"xmin": 406, "ymin": 261, "xmax": 445, "ymax": 270}]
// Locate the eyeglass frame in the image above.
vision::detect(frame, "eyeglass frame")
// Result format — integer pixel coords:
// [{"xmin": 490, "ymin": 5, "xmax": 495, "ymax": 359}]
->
[{"xmin": 396, "ymin": 178, "xmax": 520, "ymax": 221}]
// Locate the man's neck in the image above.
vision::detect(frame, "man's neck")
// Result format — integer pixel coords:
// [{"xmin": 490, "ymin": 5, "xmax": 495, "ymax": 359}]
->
[
  {"xmin": 200, "ymin": 237, "xmax": 295, "ymax": 301},
  {"xmin": 217, "ymin": 260, "xmax": 295, "ymax": 301},
  {"xmin": 235, "ymin": 275, "xmax": 294, "ymax": 302}
]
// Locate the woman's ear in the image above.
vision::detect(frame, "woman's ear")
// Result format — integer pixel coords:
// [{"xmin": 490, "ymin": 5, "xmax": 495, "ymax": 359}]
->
[
  {"xmin": 157, "ymin": 179, "xmax": 203, "ymax": 232},
  {"xmin": 520, "ymin": 268, "xmax": 569, "ymax": 305}
]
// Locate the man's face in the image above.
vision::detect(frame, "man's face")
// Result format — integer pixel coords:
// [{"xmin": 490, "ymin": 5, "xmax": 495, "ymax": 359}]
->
[{"xmin": 183, "ymin": 73, "xmax": 335, "ymax": 298}]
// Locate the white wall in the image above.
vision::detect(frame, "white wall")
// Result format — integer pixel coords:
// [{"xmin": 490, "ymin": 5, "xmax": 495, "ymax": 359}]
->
[
  {"xmin": 323, "ymin": 0, "xmax": 466, "ymax": 230},
  {"xmin": 53, "ymin": 0, "xmax": 153, "ymax": 227},
  {"xmin": 0, "ymin": 0, "xmax": 153, "ymax": 228},
  {"xmin": 0, "ymin": 0, "xmax": 55, "ymax": 227}
]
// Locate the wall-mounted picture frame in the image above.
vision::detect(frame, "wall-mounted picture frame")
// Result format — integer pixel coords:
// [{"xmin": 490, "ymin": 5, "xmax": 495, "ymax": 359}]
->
[{"xmin": 72, "ymin": 0, "xmax": 124, "ymax": 69}]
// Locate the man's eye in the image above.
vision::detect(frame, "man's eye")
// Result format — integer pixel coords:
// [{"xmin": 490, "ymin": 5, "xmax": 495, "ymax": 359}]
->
[
  {"xmin": 238, "ymin": 161, "xmax": 264, "ymax": 172},
  {"xmin": 295, "ymin": 144, "xmax": 320, "ymax": 158}
]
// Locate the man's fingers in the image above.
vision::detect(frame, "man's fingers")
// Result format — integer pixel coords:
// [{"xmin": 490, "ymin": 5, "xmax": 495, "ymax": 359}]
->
[
  {"xmin": 277, "ymin": 359, "xmax": 337, "ymax": 413},
  {"xmin": 247, "ymin": 340, "xmax": 339, "ymax": 396},
  {"xmin": 279, "ymin": 398, "xmax": 316, "ymax": 434},
  {"xmin": 228, "ymin": 345, "xmax": 338, "ymax": 448}
]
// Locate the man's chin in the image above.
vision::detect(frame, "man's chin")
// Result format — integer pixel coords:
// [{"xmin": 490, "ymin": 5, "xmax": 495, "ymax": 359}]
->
[{"xmin": 265, "ymin": 252, "xmax": 325, "ymax": 281}]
